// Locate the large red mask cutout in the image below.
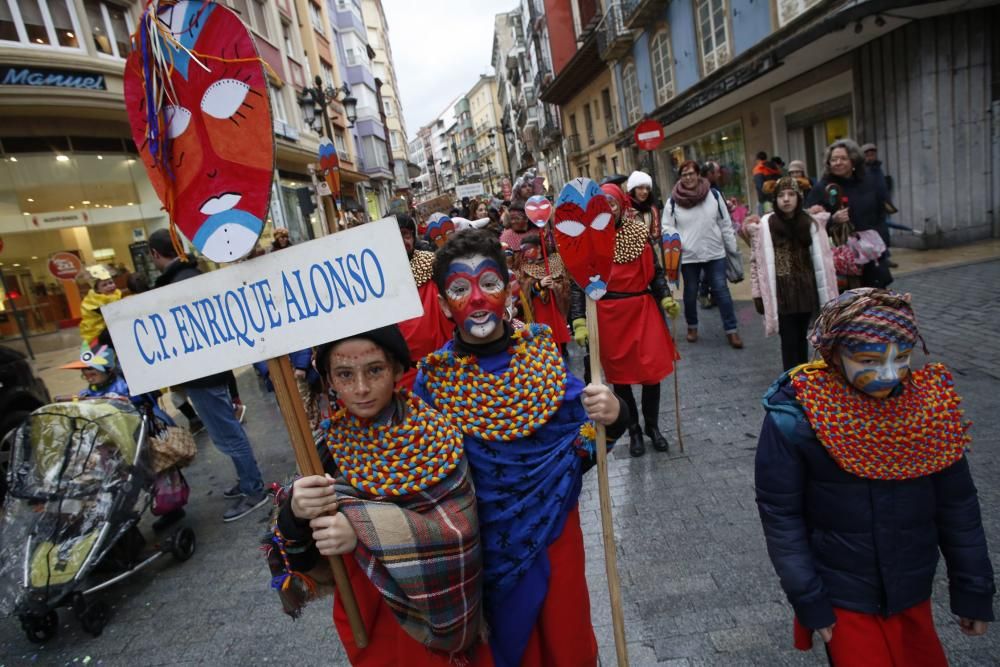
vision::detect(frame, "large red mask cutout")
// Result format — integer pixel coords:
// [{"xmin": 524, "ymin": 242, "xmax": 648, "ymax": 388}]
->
[
  {"xmin": 124, "ymin": 0, "xmax": 273, "ymax": 262},
  {"xmin": 553, "ymin": 178, "xmax": 615, "ymax": 300}
]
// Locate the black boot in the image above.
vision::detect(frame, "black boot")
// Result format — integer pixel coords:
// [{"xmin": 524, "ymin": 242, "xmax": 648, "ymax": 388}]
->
[
  {"xmin": 628, "ymin": 424, "xmax": 645, "ymax": 457},
  {"xmin": 645, "ymin": 424, "xmax": 670, "ymax": 452}
]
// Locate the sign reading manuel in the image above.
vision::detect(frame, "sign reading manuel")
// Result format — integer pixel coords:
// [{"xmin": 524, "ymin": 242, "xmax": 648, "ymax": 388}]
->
[
  {"xmin": 1, "ymin": 65, "xmax": 107, "ymax": 90},
  {"xmin": 103, "ymin": 217, "xmax": 422, "ymax": 395}
]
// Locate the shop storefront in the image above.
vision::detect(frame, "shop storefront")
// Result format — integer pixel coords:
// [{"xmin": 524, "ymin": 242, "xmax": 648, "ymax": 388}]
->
[
  {"xmin": 0, "ymin": 135, "xmax": 168, "ymax": 339},
  {"xmin": 666, "ymin": 120, "xmax": 749, "ymax": 207}
]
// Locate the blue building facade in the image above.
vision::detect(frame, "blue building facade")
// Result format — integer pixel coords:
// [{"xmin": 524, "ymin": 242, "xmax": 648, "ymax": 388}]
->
[{"xmin": 568, "ymin": 0, "xmax": 998, "ymax": 247}]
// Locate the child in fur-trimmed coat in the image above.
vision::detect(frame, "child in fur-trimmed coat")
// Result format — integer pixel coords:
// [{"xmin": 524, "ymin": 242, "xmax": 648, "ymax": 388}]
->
[{"xmin": 746, "ymin": 176, "xmax": 838, "ymax": 370}]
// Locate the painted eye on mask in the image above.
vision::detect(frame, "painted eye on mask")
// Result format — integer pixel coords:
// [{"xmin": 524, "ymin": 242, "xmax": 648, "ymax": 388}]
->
[
  {"xmin": 201, "ymin": 79, "xmax": 251, "ymax": 119},
  {"xmin": 555, "ymin": 220, "xmax": 585, "ymax": 237},
  {"xmin": 589, "ymin": 212, "xmax": 612, "ymax": 231},
  {"xmin": 165, "ymin": 105, "xmax": 191, "ymax": 138}
]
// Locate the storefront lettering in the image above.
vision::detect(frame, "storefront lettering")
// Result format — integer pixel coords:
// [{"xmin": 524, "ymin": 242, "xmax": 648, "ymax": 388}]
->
[
  {"xmin": 1, "ymin": 66, "xmax": 107, "ymax": 90},
  {"xmin": 130, "ymin": 249, "xmax": 386, "ymax": 366}
]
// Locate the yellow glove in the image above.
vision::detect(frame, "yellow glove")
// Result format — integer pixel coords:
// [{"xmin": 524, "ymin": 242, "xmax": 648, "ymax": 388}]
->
[
  {"xmin": 572, "ymin": 318, "xmax": 588, "ymax": 347},
  {"xmin": 660, "ymin": 296, "xmax": 680, "ymax": 319}
]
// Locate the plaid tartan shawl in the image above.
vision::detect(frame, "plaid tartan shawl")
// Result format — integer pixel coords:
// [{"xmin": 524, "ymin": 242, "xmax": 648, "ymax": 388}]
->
[{"xmin": 335, "ymin": 459, "xmax": 485, "ymax": 654}]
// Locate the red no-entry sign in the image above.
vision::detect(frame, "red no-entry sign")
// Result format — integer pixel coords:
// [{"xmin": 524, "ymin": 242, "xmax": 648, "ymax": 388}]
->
[{"xmin": 634, "ymin": 119, "xmax": 666, "ymax": 151}]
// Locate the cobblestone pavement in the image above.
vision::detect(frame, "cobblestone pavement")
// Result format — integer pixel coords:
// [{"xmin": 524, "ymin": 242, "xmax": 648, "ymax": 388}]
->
[{"xmin": 1, "ymin": 260, "xmax": 998, "ymax": 666}]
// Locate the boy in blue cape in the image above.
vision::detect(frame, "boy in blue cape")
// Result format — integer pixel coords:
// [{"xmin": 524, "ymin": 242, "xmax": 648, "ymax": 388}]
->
[{"xmin": 415, "ymin": 229, "xmax": 631, "ymax": 666}]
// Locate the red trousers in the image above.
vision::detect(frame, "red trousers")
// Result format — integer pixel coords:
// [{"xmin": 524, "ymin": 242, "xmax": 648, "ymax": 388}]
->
[
  {"xmin": 517, "ymin": 504, "xmax": 599, "ymax": 666},
  {"xmin": 794, "ymin": 600, "xmax": 947, "ymax": 666},
  {"xmin": 333, "ymin": 555, "xmax": 493, "ymax": 666}
]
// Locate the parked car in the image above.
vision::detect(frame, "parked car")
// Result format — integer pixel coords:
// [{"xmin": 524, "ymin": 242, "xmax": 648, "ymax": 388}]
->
[{"xmin": 0, "ymin": 345, "xmax": 51, "ymax": 502}]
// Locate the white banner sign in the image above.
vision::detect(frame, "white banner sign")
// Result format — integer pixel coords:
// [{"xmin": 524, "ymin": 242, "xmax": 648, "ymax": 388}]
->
[
  {"xmin": 455, "ymin": 182, "xmax": 485, "ymax": 198},
  {"xmin": 103, "ymin": 217, "xmax": 422, "ymax": 395}
]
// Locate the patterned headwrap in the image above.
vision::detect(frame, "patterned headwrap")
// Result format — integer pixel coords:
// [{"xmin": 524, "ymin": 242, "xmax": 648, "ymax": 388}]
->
[
  {"xmin": 762, "ymin": 175, "xmax": 812, "ymax": 200},
  {"xmin": 810, "ymin": 288, "xmax": 927, "ymax": 364}
]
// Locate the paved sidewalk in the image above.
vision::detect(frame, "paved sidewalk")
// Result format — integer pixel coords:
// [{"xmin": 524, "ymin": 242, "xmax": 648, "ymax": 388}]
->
[{"xmin": 0, "ymin": 260, "xmax": 998, "ymax": 666}]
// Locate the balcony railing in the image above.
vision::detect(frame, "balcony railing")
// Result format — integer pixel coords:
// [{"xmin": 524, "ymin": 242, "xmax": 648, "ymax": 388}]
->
[
  {"xmin": 622, "ymin": 0, "xmax": 660, "ymax": 30},
  {"xmin": 598, "ymin": 2, "xmax": 633, "ymax": 61}
]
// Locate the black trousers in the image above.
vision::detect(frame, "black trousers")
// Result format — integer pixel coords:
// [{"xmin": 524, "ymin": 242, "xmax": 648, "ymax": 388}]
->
[
  {"xmin": 612, "ymin": 383, "xmax": 661, "ymax": 430},
  {"xmin": 778, "ymin": 312, "xmax": 813, "ymax": 370}
]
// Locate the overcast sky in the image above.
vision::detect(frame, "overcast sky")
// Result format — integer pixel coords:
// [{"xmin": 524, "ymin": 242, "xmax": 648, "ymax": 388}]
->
[{"xmin": 382, "ymin": 0, "xmax": 517, "ymax": 140}]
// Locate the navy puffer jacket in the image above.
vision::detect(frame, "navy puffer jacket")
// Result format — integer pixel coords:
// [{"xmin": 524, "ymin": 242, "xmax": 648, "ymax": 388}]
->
[{"xmin": 755, "ymin": 372, "xmax": 995, "ymax": 630}]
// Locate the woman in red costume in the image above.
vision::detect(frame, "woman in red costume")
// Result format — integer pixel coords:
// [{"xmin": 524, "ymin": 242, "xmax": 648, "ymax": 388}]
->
[
  {"xmin": 569, "ymin": 183, "xmax": 680, "ymax": 457},
  {"xmin": 395, "ymin": 214, "xmax": 455, "ymax": 388}
]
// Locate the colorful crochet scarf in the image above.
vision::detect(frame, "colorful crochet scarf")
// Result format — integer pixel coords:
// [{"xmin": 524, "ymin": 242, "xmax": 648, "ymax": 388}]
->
[
  {"xmin": 324, "ymin": 390, "xmax": 462, "ymax": 497},
  {"xmin": 418, "ymin": 323, "xmax": 567, "ymax": 442},
  {"xmin": 336, "ymin": 461, "xmax": 484, "ymax": 654},
  {"xmin": 792, "ymin": 362, "xmax": 970, "ymax": 480}
]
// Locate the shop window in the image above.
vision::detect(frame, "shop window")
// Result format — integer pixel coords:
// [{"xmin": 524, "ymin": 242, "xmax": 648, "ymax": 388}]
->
[
  {"xmin": 269, "ymin": 83, "xmax": 288, "ymax": 123},
  {"xmin": 602, "ymin": 88, "xmax": 616, "ymax": 135},
  {"xmin": 650, "ymin": 29, "xmax": 675, "ymax": 106},
  {"xmin": 667, "ymin": 121, "xmax": 747, "ymax": 205},
  {"xmin": 307, "ymin": 0, "xmax": 323, "ymax": 32},
  {"xmin": 334, "ymin": 129, "xmax": 348, "ymax": 158},
  {"xmin": 621, "ymin": 63, "xmax": 641, "ymax": 126},
  {"xmin": 282, "ymin": 20, "xmax": 294, "ymax": 57},
  {"xmin": 777, "ymin": 0, "xmax": 823, "ymax": 26},
  {"xmin": 695, "ymin": 0, "xmax": 730, "ymax": 76},
  {"xmin": 1, "ymin": 0, "xmax": 83, "ymax": 50},
  {"xmin": 231, "ymin": 0, "xmax": 270, "ymax": 40},
  {"xmin": 83, "ymin": 0, "xmax": 133, "ymax": 57}
]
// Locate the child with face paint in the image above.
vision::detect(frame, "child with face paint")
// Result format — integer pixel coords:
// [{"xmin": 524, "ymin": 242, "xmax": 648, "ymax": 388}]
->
[
  {"xmin": 515, "ymin": 233, "xmax": 570, "ymax": 349},
  {"xmin": 273, "ymin": 324, "xmax": 490, "ymax": 666},
  {"xmin": 747, "ymin": 176, "xmax": 839, "ymax": 370},
  {"xmin": 414, "ymin": 230, "xmax": 632, "ymax": 667},
  {"xmin": 756, "ymin": 289, "xmax": 994, "ymax": 666}
]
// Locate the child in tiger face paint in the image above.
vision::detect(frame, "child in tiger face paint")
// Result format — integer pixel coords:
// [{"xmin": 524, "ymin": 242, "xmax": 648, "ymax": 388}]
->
[{"xmin": 756, "ymin": 288, "xmax": 994, "ymax": 666}]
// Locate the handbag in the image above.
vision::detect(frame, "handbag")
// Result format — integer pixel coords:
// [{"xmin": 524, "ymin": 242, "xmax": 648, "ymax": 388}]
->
[
  {"xmin": 152, "ymin": 467, "xmax": 190, "ymax": 516},
  {"xmin": 847, "ymin": 229, "xmax": 886, "ymax": 265},
  {"xmin": 725, "ymin": 245, "xmax": 744, "ymax": 283},
  {"xmin": 148, "ymin": 425, "xmax": 196, "ymax": 473}
]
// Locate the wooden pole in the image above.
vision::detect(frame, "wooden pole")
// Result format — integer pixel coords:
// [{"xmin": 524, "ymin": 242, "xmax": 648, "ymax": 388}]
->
[
  {"xmin": 266, "ymin": 355, "xmax": 368, "ymax": 648},
  {"xmin": 585, "ymin": 298, "xmax": 629, "ymax": 667}
]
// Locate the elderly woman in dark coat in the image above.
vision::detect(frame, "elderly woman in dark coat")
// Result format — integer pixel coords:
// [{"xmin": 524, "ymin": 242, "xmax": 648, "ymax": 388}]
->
[{"xmin": 805, "ymin": 139, "xmax": 892, "ymax": 288}]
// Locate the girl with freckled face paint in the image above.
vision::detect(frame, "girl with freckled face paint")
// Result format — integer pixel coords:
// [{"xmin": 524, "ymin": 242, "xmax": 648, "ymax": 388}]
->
[
  {"xmin": 756, "ymin": 288, "xmax": 994, "ymax": 666},
  {"xmin": 273, "ymin": 325, "xmax": 490, "ymax": 665}
]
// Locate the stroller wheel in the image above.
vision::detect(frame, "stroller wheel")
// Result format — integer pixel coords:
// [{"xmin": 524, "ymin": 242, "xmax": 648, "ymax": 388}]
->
[
  {"xmin": 77, "ymin": 599, "xmax": 110, "ymax": 637},
  {"xmin": 19, "ymin": 610, "xmax": 58, "ymax": 643},
  {"xmin": 168, "ymin": 526, "xmax": 196, "ymax": 562}
]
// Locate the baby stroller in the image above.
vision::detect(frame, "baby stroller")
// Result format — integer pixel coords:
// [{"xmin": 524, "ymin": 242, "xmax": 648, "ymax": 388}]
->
[{"xmin": 0, "ymin": 399, "xmax": 196, "ymax": 642}]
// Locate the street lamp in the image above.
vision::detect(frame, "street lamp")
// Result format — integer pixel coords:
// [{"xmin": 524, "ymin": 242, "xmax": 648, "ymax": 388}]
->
[
  {"xmin": 297, "ymin": 75, "xmax": 358, "ymax": 137},
  {"xmin": 480, "ymin": 158, "xmax": 495, "ymax": 195}
]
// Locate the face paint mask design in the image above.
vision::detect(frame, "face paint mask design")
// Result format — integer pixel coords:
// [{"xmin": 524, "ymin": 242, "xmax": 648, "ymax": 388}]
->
[
  {"xmin": 839, "ymin": 341, "xmax": 914, "ymax": 398},
  {"xmin": 443, "ymin": 254, "xmax": 507, "ymax": 339},
  {"xmin": 426, "ymin": 213, "xmax": 455, "ymax": 248},
  {"xmin": 124, "ymin": 0, "xmax": 273, "ymax": 262}
]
